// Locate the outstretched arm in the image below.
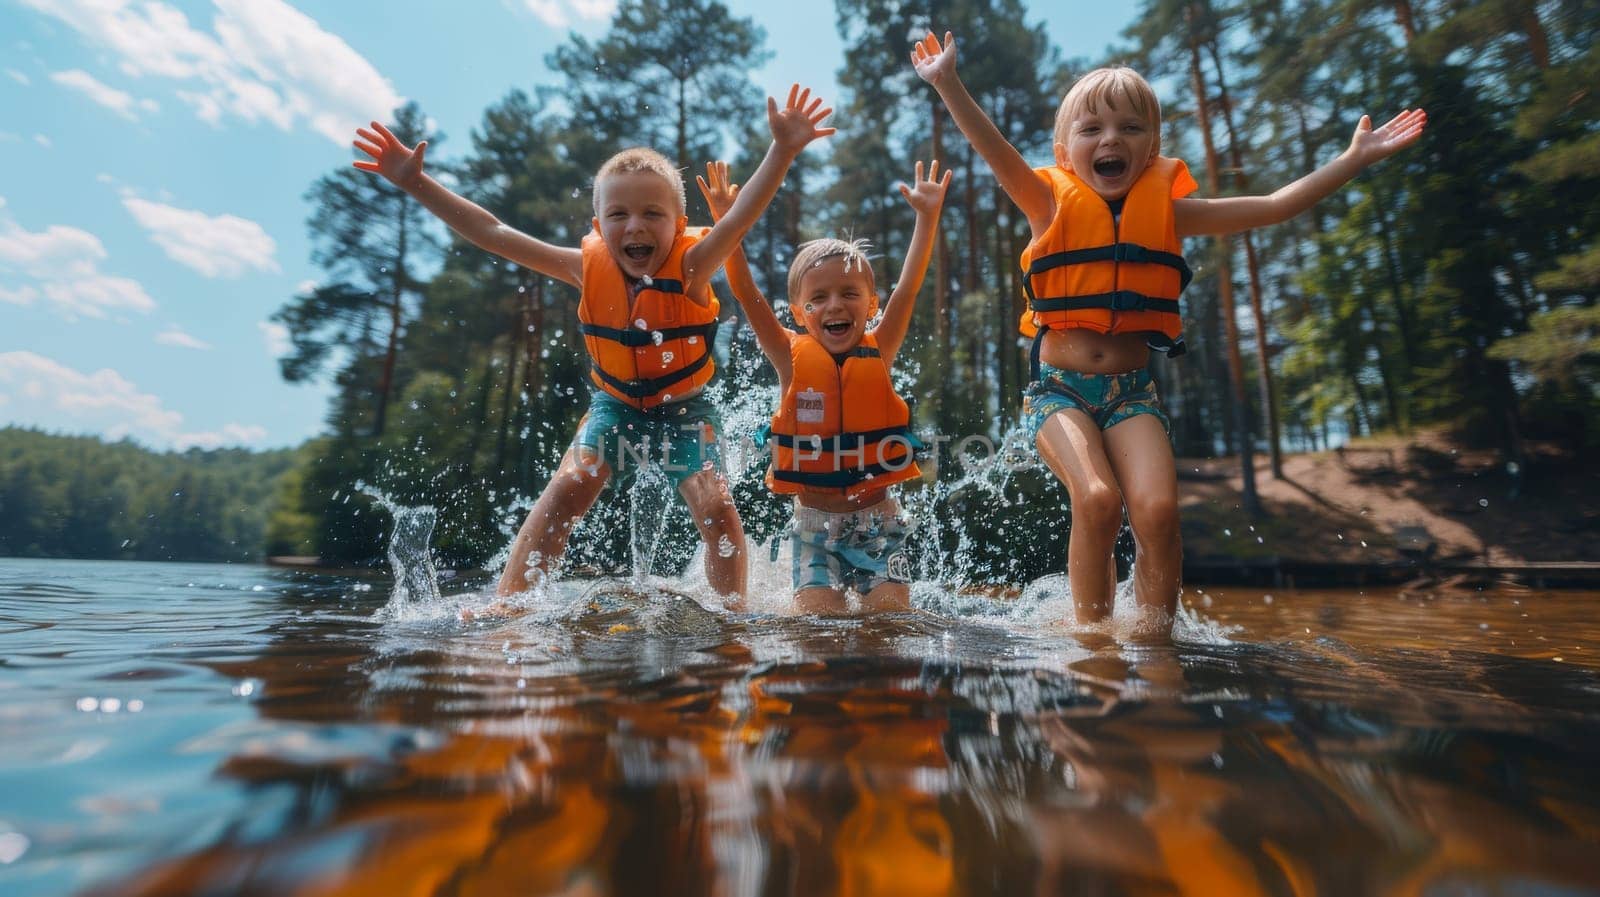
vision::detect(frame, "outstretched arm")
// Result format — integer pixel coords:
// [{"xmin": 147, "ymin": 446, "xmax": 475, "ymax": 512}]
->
[
  {"xmin": 695, "ymin": 161, "xmax": 792, "ymax": 382},
  {"xmin": 353, "ymin": 122, "xmax": 581, "ymax": 287},
  {"xmin": 912, "ymin": 32, "xmax": 1054, "ymax": 239},
  {"xmin": 683, "ymin": 85, "xmax": 835, "ymax": 294},
  {"xmin": 1174, "ymin": 108, "xmax": 1427, "ymax": 237},
  {"xmin": 875, "ymin": 159, "xmax": 953, "ymax": 366}
]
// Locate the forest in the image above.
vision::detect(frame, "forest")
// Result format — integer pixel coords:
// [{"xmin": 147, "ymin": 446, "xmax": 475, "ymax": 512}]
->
[
  {"xmin": 0, "ymin": 428, "xmax": 300, "ymax": 562},
  {"xmin": 13, "ymin": 0, "xmax": 1593, "ymax": 574}
]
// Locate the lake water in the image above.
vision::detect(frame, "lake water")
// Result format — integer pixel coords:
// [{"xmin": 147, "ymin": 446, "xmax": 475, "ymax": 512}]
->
[{"xmin": 2, "ymin": 557, "xmax": 1598, "ymax": 895}]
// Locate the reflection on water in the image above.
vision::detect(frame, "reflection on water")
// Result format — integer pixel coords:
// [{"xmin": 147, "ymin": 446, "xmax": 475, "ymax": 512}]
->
[{"xmin": 1, "ymin": 558, "xmax": 1598, "ymax": 896}]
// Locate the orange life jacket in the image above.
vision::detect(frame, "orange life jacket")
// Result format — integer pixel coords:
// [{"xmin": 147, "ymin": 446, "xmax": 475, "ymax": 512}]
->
[
  {"xmin": 578, "ymin": 227, "xmax": 720, "ymax": 410},
  {"xmin": 766, "ymin": 331, "xmax": 921, "ymax": 497},
  {"xmin": 1019, "ymin": 156, "xmax": 1197, "ymax": 358}
]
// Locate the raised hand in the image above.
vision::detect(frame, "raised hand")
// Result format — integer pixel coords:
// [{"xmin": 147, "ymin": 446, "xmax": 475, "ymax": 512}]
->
[
  {"xmin": 1346, "ymin": 108, "xmax": 1427, "ymax": 167},
  {"xmin": 353, "ymin": 121, "xmax": 426, "ymax": 189},
  {"xmin": 899, "ymin": 159, "xmax": 953, "ymax": 216},
  {"xmin": 910, "ymin": 31, "xmax": 958, "ymax": 87},
  {"xmin": 695, "ymin": 160, "xmax": 740, "ymax": 222},
  {"xmin": 768, "ymin": 84, "xmax": 835, "ymax": 155}
]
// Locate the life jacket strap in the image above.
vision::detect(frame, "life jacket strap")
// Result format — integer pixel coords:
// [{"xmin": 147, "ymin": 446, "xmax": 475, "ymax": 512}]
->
[
  {"xmin": 831, "ymin": 345, "xmax": 881, "ymax": 364},
  {"xmin": 1026, "ymin": 243, "xmax": 1193, "ymax": 292},
  {"xmin": 767, "ymin": 425, "xmax": 922, "ymax": 454},
  {"xmin": 1146, "ymin": 332, "xmax": 1187, "ymax": 357},
  {"xmin": 1030, "ymin": 290, "xmax": 1180, "ymax": 316},
  {"xmin": 579, "ymin": 321, "xmax": 717, "ymax": 348},
  {"xmin": 769, "ymin": 455, "xmax": 917, "ymax": 489},
  {"xmin": 589, "ymin": 347, "xmax": 712, "ymax": 401}
]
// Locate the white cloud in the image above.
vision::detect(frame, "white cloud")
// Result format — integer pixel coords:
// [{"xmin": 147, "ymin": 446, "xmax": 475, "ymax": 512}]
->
[
  {"xmin": 258, "ymin": 320, "xmax": 291, "ymax": 357},
  {"xmin": 520, "ymin": 0, "xmax": 615, "ymax": 27},
  {"xmin": 155, "ymin": 326, "xmax": 211, "ymax": 350},
  {"xmin": 0, "ymin": 285, "xmax": 39, "ymax": 306},
  {"xmin": 121, "ymin": 197, "xmax": 278, "ymax": 278},
  {"xmin": 5, "ymin": 69, "xmax": 29, "ymax": 86},
  {"xmin": 0, "ymin": 351, "xmax": 266, "ymax": 449},
  {"xmin": 33, "ymin": 134, "xmax": 51, "ymax": 148},
  {"xmin": 0, "ymin": 213, "xmax": 156, "ymax": 319},
  {"xmin": 49, "ymin": 69, "xmax": 158, "ymax": 120},
  {"xmin": 19, "ymin": 0, "xmax": 404, "ymax": 145}
]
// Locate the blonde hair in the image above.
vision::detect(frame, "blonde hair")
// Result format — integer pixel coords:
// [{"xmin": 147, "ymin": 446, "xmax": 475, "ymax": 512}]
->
[
  {"xmin": 786, "ymin": 237, "xmax": 876, "ymax": 305},
  {"xmin": 593, "ymin": 147, "xmax": 686, "ymax": 215},
  {"xmin": 1053, "ymin": 66, "xmax": 1162, "ymax": 156}
]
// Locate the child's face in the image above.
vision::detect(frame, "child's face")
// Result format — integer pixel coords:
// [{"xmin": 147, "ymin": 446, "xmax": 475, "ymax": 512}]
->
[
  {"xmin": 795, "ymin": 257, "xmax": 876, "ymax": 354},
  {"xmin": 593, "ymin": 170, "xmax": 683, "ymax": 279},
  {"xmin": 1055, "ymin": 101, "xmax": 1158, "ymax": 202}
]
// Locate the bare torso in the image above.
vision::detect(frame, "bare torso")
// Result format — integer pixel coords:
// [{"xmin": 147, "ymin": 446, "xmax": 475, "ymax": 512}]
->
[{"xmin": 1036, "ymin": 328, "xmax": 1151, "ymax": 375}]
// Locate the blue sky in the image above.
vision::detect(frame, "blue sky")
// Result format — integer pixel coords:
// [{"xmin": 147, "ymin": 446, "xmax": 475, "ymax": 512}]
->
[{"xmin": 0, "ymin": 0, "xmax": 1131, "ymax": 451}]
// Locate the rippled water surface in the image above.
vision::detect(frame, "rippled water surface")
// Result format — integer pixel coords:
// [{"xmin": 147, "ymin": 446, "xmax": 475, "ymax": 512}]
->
[{"xmin": 2, "ymin": 558, "xmax": 1598, "ymax": 896}]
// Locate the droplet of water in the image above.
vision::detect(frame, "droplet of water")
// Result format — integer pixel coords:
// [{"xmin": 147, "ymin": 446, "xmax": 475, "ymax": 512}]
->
[
  {"xmin": 635, "ymin": 318, "xmax": 649, "ymax": 329},
  {"xmin": 717, "ymin": 535, "xmax": 735, "ymax": 557},
  {"xmin": 1478, "ymin": 498, "xmax": 1489, "ymax": 508},
  {"xmin": 661, "ymin": 352, "xmax": 674, "ymax": 363},
  {"xmin": 651, "ymin": 331, "xmax": 664, "ymax": 345}
]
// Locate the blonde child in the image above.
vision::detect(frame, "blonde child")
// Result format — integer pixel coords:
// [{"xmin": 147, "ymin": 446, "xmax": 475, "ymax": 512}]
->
[
  {"xmin": 696, "ymin": 158, "xmax": 951, "ymax": 613},
  {"xmin": 912, "ymin": 32, "xmax": 1425, "ymax": 627},
  {"xmin": 353, "ymin": 86, "xmax": 836, "ymax": 608}
]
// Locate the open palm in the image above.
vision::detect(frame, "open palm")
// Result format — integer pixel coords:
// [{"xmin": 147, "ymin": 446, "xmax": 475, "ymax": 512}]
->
[
  {"xmin": 910, "ymin": 31, "xmax": 958, "ymax": 86},
  {"xmin": 899, "ymin": 159, "xmax": 952, "ymax": 215},
  {"xmin": 1347, "ymin": 108, "xmax": 1427, "ymax": 166},
  {"xmin": 767, "ymin": 84, "xmax": 835, "ymax": 154},
  {"xmin": 695, "ymin": 161, "xmax": 740, "ymax": 222},
  {"xmin": 353, "ymin": 121, "xmax": 428, "ymax": 188}
]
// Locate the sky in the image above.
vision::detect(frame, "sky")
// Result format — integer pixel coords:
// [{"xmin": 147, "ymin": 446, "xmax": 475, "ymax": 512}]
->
[{"xmin": 0, "ymin": 0, "xmax": 1132, "ymax": 452}]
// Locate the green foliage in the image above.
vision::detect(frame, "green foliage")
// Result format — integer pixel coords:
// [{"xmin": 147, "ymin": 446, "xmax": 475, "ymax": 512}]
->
[
  {"xmin": 0, "ymin": 428, "xmax": 296, "ymax": 561},
  {"xmin": 256, "ymin": 0, "xmax": 1598, "ymax": 571}
]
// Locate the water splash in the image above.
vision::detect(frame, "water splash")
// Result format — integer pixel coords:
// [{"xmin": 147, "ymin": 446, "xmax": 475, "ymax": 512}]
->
[{"xmin": 359, "ymin": 484, "xmax": 443, "ymax": 620}]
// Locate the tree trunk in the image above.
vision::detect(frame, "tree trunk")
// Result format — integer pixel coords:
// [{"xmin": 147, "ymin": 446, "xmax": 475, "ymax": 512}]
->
[
  {"xmin": 374, "ymin": 197, "xmax": 409, "ymax": 437},
  {"xmin": 1188, "ymin": 11, "xmax": 1260, "ymax": 515},
  {"xmin": 1205, "ymin": 30, "xmax": 1283, "ymax": 478}
]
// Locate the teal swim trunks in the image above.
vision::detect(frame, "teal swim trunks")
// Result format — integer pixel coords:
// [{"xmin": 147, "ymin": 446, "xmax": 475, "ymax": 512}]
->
[
  {"xmin": 574, "ymin": 389, "xmax": 723, "ymax": 485},
  {"xmin": 789, "ymin": 498, "xmax": 914, "ymax": 594},
  {"xmin": 1020, "ymin": 363, "xmax": 1169, "ymax": 445}
]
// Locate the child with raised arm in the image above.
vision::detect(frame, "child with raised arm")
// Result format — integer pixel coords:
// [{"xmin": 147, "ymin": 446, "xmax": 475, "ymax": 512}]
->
[
  {"xmin": 353, "ymin": 86, "xmax": 836, "ymax": 608},
  {"xmin": 912, "ymin": 32, "xmax": 1426, "ymax": 629},
  {"xmin": 696, "ymin": 159, "xmax": 952, "ymax": 613}
]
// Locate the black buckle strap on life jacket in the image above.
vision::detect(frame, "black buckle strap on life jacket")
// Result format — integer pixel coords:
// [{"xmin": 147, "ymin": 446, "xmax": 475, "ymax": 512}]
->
[
  {"xmin": 769, "ymin": 424, "xmax": 918, "ymax": 454},
  {"xmin": 1030, "ymin": 290, "xmax": 1181, "ymax": 316},
  {"xmin": 579, "ymin": 321, "xmax": 717, "ymax": 348},
  {"xmin": 1146, "ymin": 332, "xmax": 1187, "ymax": 357},
  {"xmin": 830, "ymin": 345, "xmax": 881, "ymax": 365},
  {"xmin": 589, "ymin": 346, "xmax": 713, "ymax": 401},
  {"xmin": 1025, "ymin": 243, "xmax": 1193, "ymax": 292},
  {"xmin": 768, "ymin": 455, "xmax": 916, "ymax": 489}
]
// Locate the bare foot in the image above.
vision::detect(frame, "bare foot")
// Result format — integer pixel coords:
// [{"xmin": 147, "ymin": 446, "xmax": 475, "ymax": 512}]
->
[{"xmin": 459, "ymin": 600, "xmax": 529, "ymax": 623}]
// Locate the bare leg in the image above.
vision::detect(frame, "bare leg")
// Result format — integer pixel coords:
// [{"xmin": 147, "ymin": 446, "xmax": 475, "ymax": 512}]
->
[
  {"xmin": 1103, "ymin": 415, "xmax": 1181, "ymax": 620},
  {"xmin": 795, "ymin": 587, "xmax": 849, "ymax": 615},
  {"xmin": 1035, "ymin": 409, "xmax": 1125, "ymax": 624},
  {"xmin": 495, "ymin": 447, "xmax": 610, "ymax": 597},
  {"xmin": 860, "ymin": 581, "xmax": 910, "ymax": 612},
  {"xmin": 678, "ymin": 468, "xmax": 747, "ymax": 607}
]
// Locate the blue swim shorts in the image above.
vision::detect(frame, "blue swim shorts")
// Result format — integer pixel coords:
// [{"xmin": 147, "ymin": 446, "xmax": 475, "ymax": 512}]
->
[
  {"xmin": 1020, "ymin": 363, "xmax": 1169, "ymax": 446},
  {"xmin": 574, "ymin": 389, "xmax": 723, "ymax": 486},
  {"xmin": 790, "ymin": 498, "xmax": 914, "ymax": 595}
]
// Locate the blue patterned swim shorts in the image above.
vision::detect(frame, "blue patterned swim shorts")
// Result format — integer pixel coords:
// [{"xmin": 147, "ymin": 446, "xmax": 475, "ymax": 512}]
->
[{"xmin": 1020, "ymin": 363, "xmax": 1169, "ymax": 446}]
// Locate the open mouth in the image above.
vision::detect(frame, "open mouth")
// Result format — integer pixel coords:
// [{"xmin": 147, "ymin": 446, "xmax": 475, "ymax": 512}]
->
[
  {"xmin": 623, "ymin": 243, "xmax": 654, "ymax": 261},
  {"xmin": 822, "ymin": 320, "xmax": 852, "ymax": 337},
  {"xmin": 1093, "ymin": 157, "xmax": 1127, "ymax": 178}
]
